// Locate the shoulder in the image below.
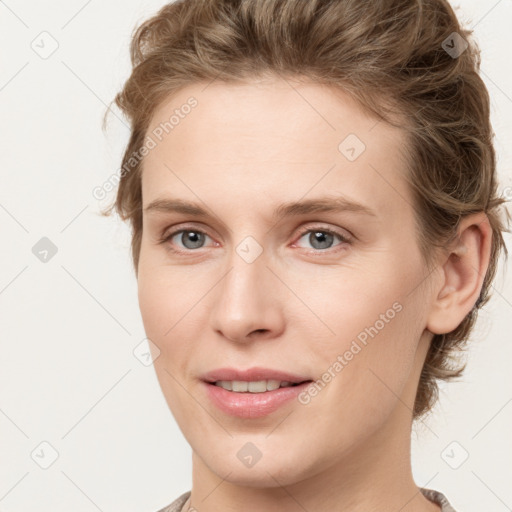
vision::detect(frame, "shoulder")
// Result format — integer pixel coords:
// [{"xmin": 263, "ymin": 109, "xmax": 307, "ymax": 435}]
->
[
  {"xmin": 155, "ymin": 491, "xmax": 191, "ymax": 512},
  {"xmin": 420, "ymin": 487, "xmax": 458, "ymax": 512},
  {"xmin": 156, "ymin": 489, "xmax": 457, "ymax": 512}
]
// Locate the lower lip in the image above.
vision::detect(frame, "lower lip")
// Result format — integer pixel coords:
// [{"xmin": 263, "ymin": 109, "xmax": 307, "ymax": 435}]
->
[{"xmin": 203, "ymin": 381, "xmax": 312, "ymax": 419}]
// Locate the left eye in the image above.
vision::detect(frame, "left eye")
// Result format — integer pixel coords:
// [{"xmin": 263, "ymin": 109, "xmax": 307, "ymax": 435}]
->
[
  {"xmin": 295, "ymin": 229, "xmax": 349, "ymax": 251},
  {"xmin": 167, "ymin": 230, "xmax": 213, "ymax": 250}
]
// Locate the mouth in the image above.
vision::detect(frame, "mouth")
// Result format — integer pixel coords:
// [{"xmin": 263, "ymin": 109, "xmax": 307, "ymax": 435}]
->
[
  {"xmin": 201, "ymin": 366, "xmax": 312, "ymax": 387},
  {"xmin": 207, "ymin": 379, "xmax": 312, "ymax": 393},
  {"xmin": 202, "ymin": 378, "xmax": 314, "ymax": 419},
  {"xmin": 200, "ymin": 367, "xmax": 314, "ymax": 418}
]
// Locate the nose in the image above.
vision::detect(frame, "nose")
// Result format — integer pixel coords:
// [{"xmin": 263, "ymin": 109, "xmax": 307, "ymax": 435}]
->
[{"xmin": 209, "ymin": 247, "xmax": 285, "ymax": 344}]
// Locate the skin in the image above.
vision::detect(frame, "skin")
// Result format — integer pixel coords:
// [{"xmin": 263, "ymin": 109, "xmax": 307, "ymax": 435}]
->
[{"xmin": 137, "ymin": 75, "xmax": 492, "ymax": 512}]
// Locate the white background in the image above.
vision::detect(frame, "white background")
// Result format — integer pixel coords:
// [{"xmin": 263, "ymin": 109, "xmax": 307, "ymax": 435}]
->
[{"xmin": 0, "ymin": 1, "xmax": 511, "ymax": 511}]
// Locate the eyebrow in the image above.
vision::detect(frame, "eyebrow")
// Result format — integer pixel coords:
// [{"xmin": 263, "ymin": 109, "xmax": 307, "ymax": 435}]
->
[{"xmin": 143, "ymin": 196, "xmax": 377, "ymax": 219}]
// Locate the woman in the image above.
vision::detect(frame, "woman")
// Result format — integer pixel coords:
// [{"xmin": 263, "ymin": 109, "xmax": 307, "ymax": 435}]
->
[{"xmin": 102, "ymin": 0, "xmax": 510, "ymax": 510}]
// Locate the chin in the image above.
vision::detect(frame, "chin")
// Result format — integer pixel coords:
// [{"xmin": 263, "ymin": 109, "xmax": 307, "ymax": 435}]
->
[
  {"xmin": 199, "ymin": 445, "xmax": 313, "ymax": 488},
  {"xmin": 213, "ymin": 465, "xmax": 302, "ymax": 489}
]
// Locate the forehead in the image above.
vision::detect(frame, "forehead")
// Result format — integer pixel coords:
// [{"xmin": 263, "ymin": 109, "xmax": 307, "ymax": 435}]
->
[{"xmin": 142, "ymin": 77, "xmax": 412, "ymax": 219}]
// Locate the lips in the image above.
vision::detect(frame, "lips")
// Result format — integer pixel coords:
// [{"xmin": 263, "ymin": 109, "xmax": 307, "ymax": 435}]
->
[
  {"xmin": 201, "ymin": 366, "xmax": 311, "ymax": 384},
  {"xmin": 203, "ymin": 379, "xmax": 313, "ymax": 418}
]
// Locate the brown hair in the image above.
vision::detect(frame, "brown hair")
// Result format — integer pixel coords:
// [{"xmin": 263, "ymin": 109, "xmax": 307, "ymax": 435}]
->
[{"xmin": 101, "ymin": 0, "xmax": 510, "ymax": 420}]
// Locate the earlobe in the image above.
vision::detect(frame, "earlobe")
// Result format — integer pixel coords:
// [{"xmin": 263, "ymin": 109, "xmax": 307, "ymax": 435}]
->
[{"xmin": 426, "ymin": 213, "xmax": 492, "ymax": 335}]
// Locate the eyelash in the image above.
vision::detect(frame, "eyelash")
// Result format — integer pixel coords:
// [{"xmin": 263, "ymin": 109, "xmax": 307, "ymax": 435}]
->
[{"xmin": 158, "ymin": 224, "xmax": 352, "ymax": 256}]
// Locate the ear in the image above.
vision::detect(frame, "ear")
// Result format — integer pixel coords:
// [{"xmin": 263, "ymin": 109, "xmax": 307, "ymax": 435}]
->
[{"xmin": 426, "ymin": 212, "xmax": 493, "ymax": 335}]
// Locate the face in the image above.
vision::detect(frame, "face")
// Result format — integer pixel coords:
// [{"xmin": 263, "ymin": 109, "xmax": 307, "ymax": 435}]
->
[{"xmin": 137, "ymin": 76, "xmax": 436, "ymax": 487}]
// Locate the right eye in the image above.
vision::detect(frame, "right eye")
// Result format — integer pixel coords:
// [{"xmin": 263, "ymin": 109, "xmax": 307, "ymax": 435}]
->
[{"xmin": 159, "ymin": 228, "xmax": 216, "ymax": 252}]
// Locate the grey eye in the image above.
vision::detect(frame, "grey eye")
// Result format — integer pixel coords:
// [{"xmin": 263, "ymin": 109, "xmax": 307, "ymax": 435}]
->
[
  {"xmin": 299, "ymin": 231, "xmax": 337, "ymax": 250},
  {"xmin": 176, "ymin": 230, "xmax": 208, "ymax": 249}
]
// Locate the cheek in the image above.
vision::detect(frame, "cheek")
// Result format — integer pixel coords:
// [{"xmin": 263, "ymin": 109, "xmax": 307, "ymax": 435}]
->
[
  {"xmin": 293, "ymin": 260, "xmax": 424, "ymax": 398},
  {"xmin": 137, "ymin": 248, "xmax": 199, "ymax": 340},
  {"xmin": 292, "ymin": 262, "xmax": 412, "ymax": 345},
  {"xmin": 137, "ymin": 269, "xmax": 199, "ymax": 421},
  {"xmin": 137, "ymin": 274, "xmax": 168, "ymax": 342},
  {"xmin": 137, "ymin": 259, "xmax": 216, "ymax": 381},
  {"xmin": 295, "ymin": 299, "xmax": 422, "ymax": 453},
  {"xmin": 137, "ymin": 265, "xmax": 190, "ymax": 374}
]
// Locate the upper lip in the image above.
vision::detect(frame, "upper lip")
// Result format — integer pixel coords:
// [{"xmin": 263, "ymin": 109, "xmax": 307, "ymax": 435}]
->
[{"xmin": 202, "ymin": 367, "xmax": 312, "ymax": 384}]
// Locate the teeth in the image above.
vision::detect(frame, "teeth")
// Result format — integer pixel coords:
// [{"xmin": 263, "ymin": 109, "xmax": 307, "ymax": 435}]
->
[{"xmin": 214, "ymin": 379, "xmax": 296, "ymax": 393}]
